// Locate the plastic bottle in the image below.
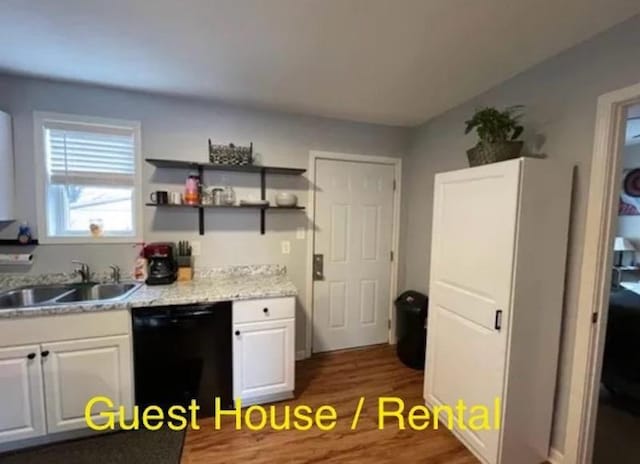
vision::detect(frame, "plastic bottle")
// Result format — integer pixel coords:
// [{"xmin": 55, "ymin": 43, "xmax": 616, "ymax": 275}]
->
[{"xmin": 133, "ymin": 243, "xmax": 148, "ymax": 282}]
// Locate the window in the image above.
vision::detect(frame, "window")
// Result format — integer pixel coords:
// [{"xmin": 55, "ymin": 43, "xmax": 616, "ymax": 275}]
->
[{"xmin": 35, "ymin": 113, "xmax": 142, "ymax": 243}]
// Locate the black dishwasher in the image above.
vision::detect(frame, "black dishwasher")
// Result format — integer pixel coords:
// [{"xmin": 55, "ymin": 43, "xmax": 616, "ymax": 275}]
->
[{"xmin": 132, "ymin": 302, "xmax": 232, "ymax": 417}]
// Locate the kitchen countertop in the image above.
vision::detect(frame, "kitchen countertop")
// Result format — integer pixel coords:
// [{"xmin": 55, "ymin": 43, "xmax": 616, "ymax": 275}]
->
[{"xmin": 0, "ymin": 265, "xmax": 297, "ymax": 319}]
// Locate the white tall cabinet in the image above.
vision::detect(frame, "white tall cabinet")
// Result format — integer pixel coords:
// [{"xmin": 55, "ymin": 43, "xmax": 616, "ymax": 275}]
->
[
  {"xmin": 0, "ymin": 110, "xmax": 14, "ymax": 221},
  {"xmin": 424, "ymin": 158, "xmax": 571, "ymax": 464}
]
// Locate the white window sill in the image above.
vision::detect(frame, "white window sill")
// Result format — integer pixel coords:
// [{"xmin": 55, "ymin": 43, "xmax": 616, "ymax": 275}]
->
[{"xmin": 38, "ymin": 236, "xmax": 141, "ymax": 245}]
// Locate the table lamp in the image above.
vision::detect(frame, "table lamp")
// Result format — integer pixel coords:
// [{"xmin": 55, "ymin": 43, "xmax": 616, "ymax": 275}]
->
[{"xmin": 614, "ymin": 237, "xmax": 636, "ymax": 267}]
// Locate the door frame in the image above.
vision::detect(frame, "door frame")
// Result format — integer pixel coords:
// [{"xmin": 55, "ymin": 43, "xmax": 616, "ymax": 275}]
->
[
  {"xmin": 304, "ymin": 150, "xmax": 402, "ymax": 358},
  {"xmin": 564, "ymin": 81, "xmax": 640, "ymax": 464}
]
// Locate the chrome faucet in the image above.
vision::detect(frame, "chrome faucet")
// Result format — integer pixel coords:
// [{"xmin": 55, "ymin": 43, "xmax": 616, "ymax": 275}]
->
[
  {"xmin": 72, "ymin": 260, "xmax": 91, "ymax": 283},
  {"xmin": 109, "ymin": 265, "xmax": 121, "ymax": 284}
]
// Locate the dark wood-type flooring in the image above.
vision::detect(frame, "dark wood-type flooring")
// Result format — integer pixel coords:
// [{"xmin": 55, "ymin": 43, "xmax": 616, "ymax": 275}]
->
[{"xmin": 182, "ymin": 344, "xmax": 478, "ymax": 464}]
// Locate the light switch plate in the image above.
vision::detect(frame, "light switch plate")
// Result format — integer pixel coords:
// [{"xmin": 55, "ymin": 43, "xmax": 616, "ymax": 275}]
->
[
  {"xmin": 281, "ymin": 240, "xmax": 291, "ymax": 255},
  {"xmin": 191, "ymin": 241, "xmax": 201, "ymax": 256},
  {"xmin": 296, "ymin": 227, "xmax": 306, "ymax": 239}
]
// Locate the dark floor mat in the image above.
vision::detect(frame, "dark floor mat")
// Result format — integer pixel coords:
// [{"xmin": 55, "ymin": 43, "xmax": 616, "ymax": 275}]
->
[{"xmin": 0, "ymin": 428, "xmax": 185, "ymax": 464}]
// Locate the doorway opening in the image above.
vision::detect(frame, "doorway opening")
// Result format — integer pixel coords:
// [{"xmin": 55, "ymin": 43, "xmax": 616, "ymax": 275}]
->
[
  {"xmin": 565, "ymin": 82, "xmax": 640, "ymax": 464},
  {"xmin": 591, "ymin": 104, "xmax": 640, "ymax": 463}
]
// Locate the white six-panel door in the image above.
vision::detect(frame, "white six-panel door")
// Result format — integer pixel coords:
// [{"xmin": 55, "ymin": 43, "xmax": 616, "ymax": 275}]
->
[
  {"xmin": 42, "ymin": 335, "xmax": 132, "ymax": 434},
  {"xmin": 425, "ymin": 161, "xmax": 521, "ymax": 463},
  {"xmin": 0, "ymin": 345, "xmax": 46, "ymax": 444},
  {"xmin": 313, "ymin": 158, "xmax": 395, "ymax": 352}
]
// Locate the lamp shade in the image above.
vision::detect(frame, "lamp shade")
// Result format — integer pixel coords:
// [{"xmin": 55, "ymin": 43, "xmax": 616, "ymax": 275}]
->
[{"xmin": 614, "ymin": 237, "xmax": 636, "ymax": 251}]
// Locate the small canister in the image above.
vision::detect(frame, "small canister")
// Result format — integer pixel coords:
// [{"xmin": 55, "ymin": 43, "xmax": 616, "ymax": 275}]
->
[
  {"xmin": 201, "ymin": 186, "xmax": 213, "ymax": 205},
  {"xmin": 212, "ymin": 188, "xmax": 224, "ymax": 206}
]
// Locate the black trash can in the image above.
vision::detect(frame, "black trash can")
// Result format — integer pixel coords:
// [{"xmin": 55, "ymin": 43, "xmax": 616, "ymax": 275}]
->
[{"xmin": 395, "ymin": 291, "xmax": 429, "ymax": 370}]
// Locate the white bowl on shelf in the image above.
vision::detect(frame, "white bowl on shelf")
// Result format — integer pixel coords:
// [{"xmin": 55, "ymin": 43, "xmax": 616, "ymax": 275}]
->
[{"xmin": 275, "ymin": 192, "xmax": 298, "ymax": 207}]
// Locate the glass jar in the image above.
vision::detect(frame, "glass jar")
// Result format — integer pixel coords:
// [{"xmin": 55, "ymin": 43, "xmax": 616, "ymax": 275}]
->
[
  {"xmin": 201, "ymin": 186, "xmax": 213, "ymax": 205},
  {"xmin": 223, "ymin": 186, "xmax": 235, "ymax": 206},
  {"xmin": 212, "ymin": 188, "xmax": 224, "ymax": 206}
]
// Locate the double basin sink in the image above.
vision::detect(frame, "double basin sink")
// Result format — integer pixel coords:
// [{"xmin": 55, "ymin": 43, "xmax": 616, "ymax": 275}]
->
[{"xmin": 0, "ymin": 282, "xmax": 142, "ymax": 310}]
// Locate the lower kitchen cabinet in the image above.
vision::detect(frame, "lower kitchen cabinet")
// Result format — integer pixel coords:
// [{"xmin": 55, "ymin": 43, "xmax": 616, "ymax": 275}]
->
[
  {"xmin": 232, "ymin": 297, "xmax": 295, "ymax": 405},
  {"xmin": 42, "ymin": 335, "xmax": 133, "ymax": 434},
  {"xmin": 0, "ymin": 345, "xmax": 46, "ymax": 444},
  {"xmin": 0, "ymin": 311, "xmax": 133, "ymax": 446}
]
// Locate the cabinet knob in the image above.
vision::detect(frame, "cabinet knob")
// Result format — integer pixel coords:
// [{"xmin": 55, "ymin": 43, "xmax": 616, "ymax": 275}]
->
[
  {"xmin": 235, "ymin": 330, "xmax": 240, "ymax": 336},
  {"xmin": 27, "ymin": 353, "xmax": 36, "ymax": 360},
  {"xmin": 41, "ymin": 350, "xmax": 50, "ymax": 357},
  {"xmin": 263, "ymin": 307, "xmax": 269, "ymax": 314}
]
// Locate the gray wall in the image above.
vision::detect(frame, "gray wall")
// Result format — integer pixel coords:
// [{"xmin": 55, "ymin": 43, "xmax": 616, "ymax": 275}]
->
[
  {"xmin": 0, "ymin": 74, "xmax": 411, "ymax": 352},
  {"xmin": 401, "ymin": 14, "xmax": 640, "ymax": 452}
]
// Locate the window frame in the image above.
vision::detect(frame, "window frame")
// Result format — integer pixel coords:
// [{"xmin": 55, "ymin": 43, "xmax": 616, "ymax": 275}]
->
[{"xmin": 34, "ymin": 111, "xmax": 143, "ymax": 244}]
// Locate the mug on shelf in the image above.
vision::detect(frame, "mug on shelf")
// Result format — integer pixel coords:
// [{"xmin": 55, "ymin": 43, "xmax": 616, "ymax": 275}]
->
[
  {"xmin": 169, "ymin": 192, "xmax": 183, "ymax": 205},
  {"xmin": 150, "ymin": 191, "xmax": 169, "ymax": 205}
]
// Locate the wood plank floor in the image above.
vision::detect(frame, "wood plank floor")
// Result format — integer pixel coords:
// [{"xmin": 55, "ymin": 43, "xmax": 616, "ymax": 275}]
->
[{"xmin": 181, "ymin": 344, "xmax": 478, "ymax": 463}]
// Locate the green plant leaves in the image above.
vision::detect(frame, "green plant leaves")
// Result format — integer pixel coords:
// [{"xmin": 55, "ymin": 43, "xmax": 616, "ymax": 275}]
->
[{"xmin": 465, "ymin": 105, "xmax": 524, "ymax": 143}]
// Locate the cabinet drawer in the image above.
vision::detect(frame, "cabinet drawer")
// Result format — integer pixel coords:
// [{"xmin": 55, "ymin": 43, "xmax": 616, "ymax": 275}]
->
[
  {"xmin": 233, "ymin": 297, "xmax": 294, "ymax": 324},
  {"xmin": 0, "ymin": 310, "xmax": 130, "ymax": 348}
]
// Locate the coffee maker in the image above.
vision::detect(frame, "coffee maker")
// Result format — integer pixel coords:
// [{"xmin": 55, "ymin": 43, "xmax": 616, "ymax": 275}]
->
[{"xmin": 144, "ymin": 242, "xmax": 178, "ymax": 285}]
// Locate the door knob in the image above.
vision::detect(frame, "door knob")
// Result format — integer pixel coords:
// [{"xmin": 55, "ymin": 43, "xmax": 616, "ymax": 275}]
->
[
  {"xmin": 235, "ymin": 330, "xmax": 240, "ymax": 336},
  {"xmin": 41, "ymin": 350, "xmax": 50, "ymax": 357},
  {"xmin": 263, "ymin": 307, "xmax": 269, "ymax": 314},
  {"xmin": 27, "ymin": 353, "xmax": 36, "ymax": 360}
]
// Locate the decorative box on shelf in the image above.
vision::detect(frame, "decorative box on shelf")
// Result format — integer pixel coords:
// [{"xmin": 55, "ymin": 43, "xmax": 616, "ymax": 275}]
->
[{"xmin": 208, "ymin": 139, "xmax": 253, "ymax": 166}]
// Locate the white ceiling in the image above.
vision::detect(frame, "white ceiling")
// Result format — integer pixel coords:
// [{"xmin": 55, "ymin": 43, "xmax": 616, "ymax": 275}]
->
[{"xmin": 1, "ymin": 0, "xmax": 639, "ymax": 126}]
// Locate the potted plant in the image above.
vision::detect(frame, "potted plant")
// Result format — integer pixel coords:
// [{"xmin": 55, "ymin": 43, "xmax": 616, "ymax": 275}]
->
[{"xmin": 464, "ymin": 105, "xmax": 525, "ymax": 167}]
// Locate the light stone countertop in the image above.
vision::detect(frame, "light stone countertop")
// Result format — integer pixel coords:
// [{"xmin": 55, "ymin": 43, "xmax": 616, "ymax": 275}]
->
[{"xmin": 0, "ymin": 265, "xmax": 297, "ymax": 319}]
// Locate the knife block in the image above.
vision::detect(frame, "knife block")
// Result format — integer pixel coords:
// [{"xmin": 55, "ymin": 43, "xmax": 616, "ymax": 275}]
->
[{"xmin": 177, "ymin": 256, "xmax": 193, "ymax": 282}]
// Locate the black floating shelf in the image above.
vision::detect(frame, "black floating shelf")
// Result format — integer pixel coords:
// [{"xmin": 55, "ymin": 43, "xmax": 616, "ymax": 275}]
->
[
  {"xmin": 145, "ymin": 158, "xmax": 306, "ymax": 235},
  {"xmin": 146, "ymin": 158, "xmax": 306, "ymax": 175},
  {"xmin": 146, "ymin": 203, "xmax": 304, "ymax": 210},
  {"xmin": 0, "ymin": 239, "xmax": 39, "ymax": 246}
]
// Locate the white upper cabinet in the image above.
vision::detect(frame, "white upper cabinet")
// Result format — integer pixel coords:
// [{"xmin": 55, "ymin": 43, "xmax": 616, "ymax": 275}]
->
[{"xmin": 0, "ymin": 111, "xmax": 15, "ymax": 221}]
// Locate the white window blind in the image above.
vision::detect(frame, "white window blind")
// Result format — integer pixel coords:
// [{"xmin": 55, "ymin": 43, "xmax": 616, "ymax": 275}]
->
[
  {"xmin": 35, "ymin": 113, "xmax": 141, "ymax": 243},
  {"xmin": 45, "ymin": 123, "xmax": 136, "ymax": 187}
]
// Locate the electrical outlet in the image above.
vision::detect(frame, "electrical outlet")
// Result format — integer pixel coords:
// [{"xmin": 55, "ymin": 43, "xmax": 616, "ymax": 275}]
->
[
  {"xmin": 296, "ymin": 227, "xmax": 306, "ymax": 239},
  {"xmin": 281, "ymin": 240, "xmax": 291, "ymax": 255},
  {"xmin": 191, "ymin": 241, "xmax": 201, "ymax": 256}
]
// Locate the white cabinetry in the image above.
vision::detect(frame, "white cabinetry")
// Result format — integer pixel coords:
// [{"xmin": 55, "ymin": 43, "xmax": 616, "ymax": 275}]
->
[
  {"xmin": 233, "ymin": 297, "xmax": 295, "ymax": 405},
  {"xmin": 0, "ymin": 111, "xmax": 14, "ymax": 221},
  {"xmin": 0, "ymin": 311, "xmax": 132, "ymax": 446},
  {"xmin": 43, "ymin": 335, "xmax": 132, "ymax": 434},
  {"xmin": 425, "ymin": 158, "xmax": 571, "ymax": 464},
  {"xmin": 0, "ymin": 345, "xmax": 46, "ymax": 443}
]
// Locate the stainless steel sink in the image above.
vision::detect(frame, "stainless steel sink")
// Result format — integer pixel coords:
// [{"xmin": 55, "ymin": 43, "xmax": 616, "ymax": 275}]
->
[
  {"xmin": 0, "ymin": 282, "xmax": 142, "ymax": 309},
  {"xmin": 0, "ymin": 285, "xmax": 74, "ymax": 309},
  {"xmin": 56, "ymin": 283, "xmax": 140, "ymax": 303}
]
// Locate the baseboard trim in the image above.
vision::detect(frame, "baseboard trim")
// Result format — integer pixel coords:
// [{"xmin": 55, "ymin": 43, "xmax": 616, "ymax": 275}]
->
[
  {"xmin": 296, "ymin": 350, "xmax": 307, "ymax": 361},
  {"xmin": 548, "ymin": 447, "xmax": 564, "ymax": 464}
]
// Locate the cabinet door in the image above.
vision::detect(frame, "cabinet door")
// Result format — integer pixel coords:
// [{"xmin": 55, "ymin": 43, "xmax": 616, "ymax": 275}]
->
[
  {"xmin": 0, "ymin": 345, "xmax": 46, "ymax": 444},
  {"xmin": 425, "ymin": 161, "xmax": 520, "ymax": 464},
  {"xmin": 233, "ymin": 318, "xmax": 294, "ymax": 402},
  {"xmin": 42, "ymin": 335, "xmax": 133, "ymax": 433}
]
